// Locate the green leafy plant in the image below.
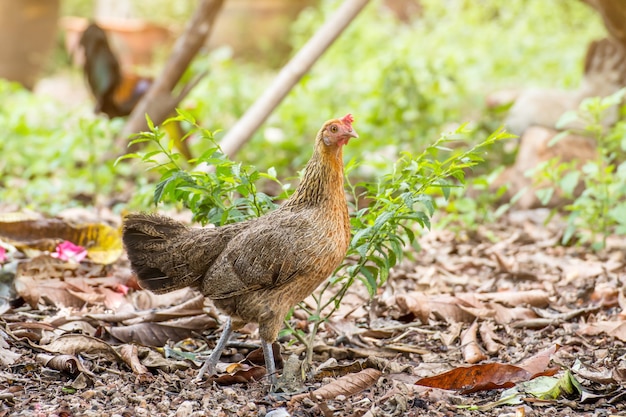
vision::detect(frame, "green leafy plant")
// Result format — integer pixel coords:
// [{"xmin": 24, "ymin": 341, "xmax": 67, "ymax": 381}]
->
[
  {"xmin": 125, "ymin": 111, "xmax": 512, "ymax": 364},
  {"xmin": 185, "ymin": 0, "xmax": 602, "ymax": 174},
  {"xmin": 531, "ymin": 88, "xmax": 626, "ymax": 250},
  {"xmin": 118, "ymin": 110, "xmax": 290, "ymax": 226}
]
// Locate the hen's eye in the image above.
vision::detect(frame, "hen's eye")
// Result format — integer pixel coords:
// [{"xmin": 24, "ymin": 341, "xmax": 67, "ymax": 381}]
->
[{"xmin": 330, "ymin": 125, "xmax": 338, "ymax": 133}]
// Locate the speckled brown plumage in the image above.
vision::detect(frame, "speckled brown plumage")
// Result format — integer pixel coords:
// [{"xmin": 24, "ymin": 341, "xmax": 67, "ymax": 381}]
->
[{"xmin": 122, "ymin": 115, "xmax": 357, "ymax": 385}]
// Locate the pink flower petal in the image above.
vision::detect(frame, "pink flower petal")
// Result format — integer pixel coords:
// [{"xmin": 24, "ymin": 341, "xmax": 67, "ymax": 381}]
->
[
  {"xmin": 115, "ymin": 284, "xmax": 130, "ymax": 295},
  {"xmin": 51, "ymin": 241, "xmax": 88, "ymax": 263}
]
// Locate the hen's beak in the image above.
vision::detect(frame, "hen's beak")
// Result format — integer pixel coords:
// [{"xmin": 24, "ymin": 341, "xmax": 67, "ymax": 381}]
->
[{"xmin": 347, "ymin": 128, "xmax": 359, "ymax": 139}]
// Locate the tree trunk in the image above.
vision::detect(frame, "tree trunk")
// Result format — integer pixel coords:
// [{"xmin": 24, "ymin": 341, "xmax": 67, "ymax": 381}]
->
[{"xmin": 583, "ymin": 0, "xmax": 626, "ymax": 46}]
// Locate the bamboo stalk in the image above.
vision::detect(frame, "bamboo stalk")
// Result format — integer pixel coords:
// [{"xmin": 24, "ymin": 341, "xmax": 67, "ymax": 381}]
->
[
  {"xmin": 117, "ymin": 0, "xmax": 224, "ymax": 148},
  {"xmin": 219, "ymin": 0, "xmax": 371, "ymax": 158}
]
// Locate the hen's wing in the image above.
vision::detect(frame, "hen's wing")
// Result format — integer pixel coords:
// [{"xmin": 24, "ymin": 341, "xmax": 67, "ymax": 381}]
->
[{"xmin": 202, "ymin": 210, "xmax": 323, "ymax": 299}]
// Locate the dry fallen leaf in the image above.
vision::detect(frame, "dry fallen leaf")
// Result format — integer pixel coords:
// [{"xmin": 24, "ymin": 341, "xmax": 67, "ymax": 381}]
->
[
  {"xmin": 212, "ymin": 366, "xmax": 267, "ymax": 385},
  {"xmin": 244, "ymin": 342, "xmax": 282, "ymax": 369},
  {"xmin": 0, "ymin": 215, "xmax": 123, "ymax": 264},
  {"xmin": 107, "ymin": 315, "xmax": 217, "ymax": 346},
  {"xmin": 461, "ymin": 321, "xmax": 487, "ymax": 364},
  {"xmin": 0, "ymin": 347, "xmax": 21, "ymax": 367},
  {"xmin": 416, "ymin": 363, "xmax": 531, "ymax": 394},
  {"xmin": 577, "ymin": 320, "xmax": 626, "ymax": 342},
  {"xmin": 117, "ymin": 344, "xmax": 150, "ymax": 376},
  {"xmin": 131, "ymin": 288, "xmax": 200, "ymax": 310},
  {"xmin": 394, "ymin": 292, "xmax": 478, "ymax": 323},
  {"xmin": 35, "ymin": 353, "xmax": 94, "ymax": 377},
  {"xmin": 479, "ymin": 321, "xmax": 503, "ymax": 354},
  {"xmin": 490, "ymin": 302, "xmax": 538, "ymax": 324},
  {"xmin": 416, "ymin": 345, "xmax": 560, "ymax": 394},
  {"xmin": 292, "ymin": 368, "xmax": 382, "ymax": 403},
  {"xmin": 314, "ymin": 360, "xmax": 367, "ymax": 380},
  {"xmin": 14, "ymin": 261, "xmax": 130, "ymax": 309},
  {"xmin": 39, "ymin": 334, "xmax": 121, "ymax": 362},
  {"xmin": 476, "ymin": 290, "xmax": 550, "ymax": 308},
  {"xmin": 516, "ymin": 344, "xmax": 560, "ymax": 376}
]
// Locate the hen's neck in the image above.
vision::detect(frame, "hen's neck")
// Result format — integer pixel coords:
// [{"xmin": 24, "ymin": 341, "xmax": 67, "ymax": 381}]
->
[{"xmin": 284, "ymin": 140, "xmax": 345, "ymax": 209}]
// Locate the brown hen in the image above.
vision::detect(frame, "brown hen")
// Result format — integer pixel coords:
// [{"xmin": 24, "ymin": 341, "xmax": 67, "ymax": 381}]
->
[{"xmin": 122, "ymin": 115, "xmax": 357, "ymax": 385}]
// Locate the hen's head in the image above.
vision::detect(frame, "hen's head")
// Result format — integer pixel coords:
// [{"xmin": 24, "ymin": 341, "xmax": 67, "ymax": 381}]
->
[{"xmin": 319, "ymin": 114, "xmax": 358, "ymax": 148}]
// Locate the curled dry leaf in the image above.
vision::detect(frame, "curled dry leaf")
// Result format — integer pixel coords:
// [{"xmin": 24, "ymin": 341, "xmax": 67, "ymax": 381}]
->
[
  {"xmin": 140, "ymin": 349, "xmax": 190, "ymax": 372},
  {"xmin": 439, "ymin": 321, "xmax": 463, "ymax": 346},
  {"xmin": 293, "ymin": 368, "xmax": 382, "ymax": 403},
  {"xmin": 212, "ymin": 366, "xmax": 267, "ymax": 385},
  {"xmin": 394, "ymin": 292, "xmax": 477, "ymax": 324},
  {"xmin": 314, "ymin": 356, "xmax": 412, "ymax": 381},
  {"xmin": 312, "ymin": 344, "xmax": 398, "ymax": 360},
  {"xmin": 0, "ymin": 349, "xmax": 20, "ymax": 367},
  {"xmin": 363, "ymin": 356, "xmax": 413, "ymax": 374},
  {"xmin": 578, "ymin": 320, "xmax": 626, "ymax": 342},
  {"xmin": 314, "ymin": 359, "xmax": 367, "ymax": 380},
  {"xmin": 15, "ymin": 263, "xmax": 131, "ymax": 309},
  {"xmin": 123, "ymin": 294, "xmax": 214, "ymax": 325},
  {"xmin": 39, "ymin": 334, "xmax": 121, "ymax": 362},
  {"xmin": 477, "ymin": 290, "xmax": 550, "ymax": 308},
  {"xmin": 572, "ymin": 359, "xmax": 616, "ymax": 384},
  {"xmin": 461, "ymin": 321, "xmax": 487, "ymax": 364},
  {"xmin": 117, "ymin": 344, "xmax": 150, "ymax": 376},
  {"xmin": 131, "ymin": 288, "xmax": 203, "ymax": 311},
  {"xmin": 490, "ymin": 302, "xmax": 538, "ymax": 325},
  {"xmin": 479, "ymin": 321, "xmax": 503, "ymax": 354},
  {"xmin": 244, "ymin": 342, "xmax": 282, "ymax": 369},
  {"xmin": 394, "ymin": 292, "xmax": 431, "ymax": 323},
  {"xmin": 516, "ymin": 344, "xmax": 560, "ymax": 376},
  {"xmin": 35, "ymin": 353, "xmax": 94, "ymax": 377}
]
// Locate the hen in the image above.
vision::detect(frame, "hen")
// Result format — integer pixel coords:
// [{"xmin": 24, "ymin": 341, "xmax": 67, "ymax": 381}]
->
[{"xmin": 123, "ymin": 114, "xmax": 357, "ymax": 385}]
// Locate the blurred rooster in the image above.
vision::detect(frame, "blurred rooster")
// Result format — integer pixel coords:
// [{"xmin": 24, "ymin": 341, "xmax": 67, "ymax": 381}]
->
[
  {"xmin": 79, "ymin": 23, "xmax": 151, "ymax": 118},
  {"xmin": 79, "ymin": 23, "xmax": 191, "ymax": 159}
]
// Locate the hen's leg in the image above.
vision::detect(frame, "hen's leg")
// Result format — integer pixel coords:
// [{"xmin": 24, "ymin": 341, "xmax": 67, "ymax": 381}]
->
[
  {"xmin": 194, "ymin": 316, "xmax": 233, "ymax": 381},
  {"xmin": 261, "ymin": 338, "xmax": 277, "ymax": 387}
]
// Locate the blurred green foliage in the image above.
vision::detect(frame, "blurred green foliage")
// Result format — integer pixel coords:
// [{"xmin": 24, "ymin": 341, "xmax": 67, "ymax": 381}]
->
[
  {"xmin": 531, "ymin": 89, "xmax": 626, "ymax": 250},
  {"xmin": 187, "ymin": 0, "xmax": 603, "ymax": 172},
  {"xmin": 0, "ymin": 81, "xmax": 136, "ymax": 212},
  {"xmin": 0, "ymin": 0, "xmax": 605, "ymax": 216}
]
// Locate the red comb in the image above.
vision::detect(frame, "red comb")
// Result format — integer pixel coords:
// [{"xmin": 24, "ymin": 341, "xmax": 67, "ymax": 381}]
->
[{"xmin": 341, "ymin": 114, "xmax": 354, "ymax": 125}]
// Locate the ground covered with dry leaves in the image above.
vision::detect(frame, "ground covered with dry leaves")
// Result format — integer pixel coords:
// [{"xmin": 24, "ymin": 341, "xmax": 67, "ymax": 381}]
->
[{"xmin": 1, "ymin": 208, "xmax": 625, "ymax": 416}]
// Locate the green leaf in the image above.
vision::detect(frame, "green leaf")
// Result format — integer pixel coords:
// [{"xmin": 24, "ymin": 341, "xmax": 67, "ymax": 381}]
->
[
  {"xmin": 359, "ymin": 265, "xmax": 378, "ymax": 297},
  {"xmin": 559, "ymin": 171, "xmax": 580, "ymax": 197}
]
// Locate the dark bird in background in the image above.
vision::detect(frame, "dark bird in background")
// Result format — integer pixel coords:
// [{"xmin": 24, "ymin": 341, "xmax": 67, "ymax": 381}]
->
[
  {"xmin": 78, "ymin": 22, "xmax": 191, "ymax": 159},
  {"xmin": 123, "ymin": 115, "xmax": 358, "ymax": 386},
  {"xmin": 79, "ymin": 23, "xmax": 150, "ymax": 118}
]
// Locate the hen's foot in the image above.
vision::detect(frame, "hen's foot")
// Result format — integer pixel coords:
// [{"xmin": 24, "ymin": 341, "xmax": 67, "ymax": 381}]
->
[{"xmin": 193, "ymin": 317, "xmax": 233, "ymax": 383}]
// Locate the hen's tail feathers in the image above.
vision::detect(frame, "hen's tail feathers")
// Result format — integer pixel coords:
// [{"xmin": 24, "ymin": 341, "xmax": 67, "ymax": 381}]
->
[{"xmin": 123, "ymin": 213, "xmax": 203, "ymax": 294}]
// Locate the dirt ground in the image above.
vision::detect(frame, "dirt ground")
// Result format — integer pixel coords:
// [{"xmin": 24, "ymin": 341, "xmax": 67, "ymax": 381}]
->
[{"xmin": 1, "ymin": 208, "xmax": 625, "ymax": 417}]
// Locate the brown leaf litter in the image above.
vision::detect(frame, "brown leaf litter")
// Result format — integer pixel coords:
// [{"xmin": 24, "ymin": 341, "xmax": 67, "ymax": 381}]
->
[{"xmin": 1, "ymin": 209, "xmax": 626, "ymax": 416}]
